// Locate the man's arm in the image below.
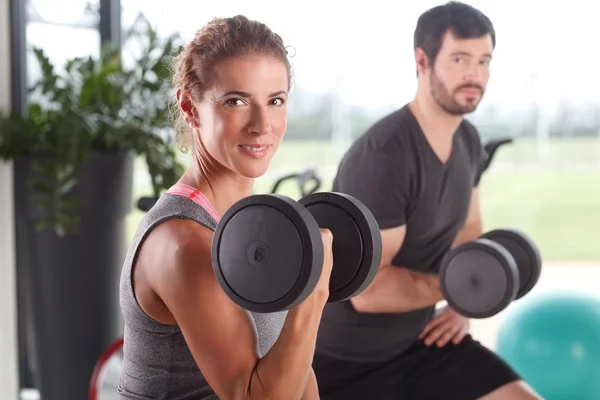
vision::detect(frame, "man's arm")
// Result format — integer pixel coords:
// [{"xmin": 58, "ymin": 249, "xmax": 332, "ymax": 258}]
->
[
  {"xmin": 351, "ymin": 188, "xmax": 483, "ymax": 315},
  {"xmin": 350, "ymin": 225, "xmax": 444, "ymax": 314},
  {"xmin": 452, "ymin": 188, "xmax": 483, "ymax": 247},
  {"xmin": 334, "ymin": 149, "xmax": 445, "ymax": 314}
]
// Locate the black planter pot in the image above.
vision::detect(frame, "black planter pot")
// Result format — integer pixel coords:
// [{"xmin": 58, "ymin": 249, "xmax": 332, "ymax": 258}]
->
[{"xmin": 14, "ymin": 151, "xmax": 134, "ymax": 400}]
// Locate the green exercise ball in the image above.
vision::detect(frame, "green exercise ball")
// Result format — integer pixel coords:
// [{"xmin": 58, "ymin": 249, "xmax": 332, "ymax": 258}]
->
[{"xmin": 496, "ymin": 291, "xmax": 600, "ymax": 400}]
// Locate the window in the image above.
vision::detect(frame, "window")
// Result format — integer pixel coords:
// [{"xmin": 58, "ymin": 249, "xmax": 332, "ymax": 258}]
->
[
  {"xmin": 26, "ymin": 0, "xmax": 100, "ymax": 88},
  {"xmin": 121, "ymin": 0, "xmax": 600, "ymax": 265}
]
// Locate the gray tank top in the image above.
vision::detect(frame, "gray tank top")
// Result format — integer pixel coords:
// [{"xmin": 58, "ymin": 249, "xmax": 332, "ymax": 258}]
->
[{"xmin": 118, "ymin": 191, "xmax": 287, "ymax": 399}]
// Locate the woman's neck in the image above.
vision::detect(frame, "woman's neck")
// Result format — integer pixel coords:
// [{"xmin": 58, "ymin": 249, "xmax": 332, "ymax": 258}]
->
[{"xmin": 178, "ymin": 161, "xmax": 253, "ymax": 219}]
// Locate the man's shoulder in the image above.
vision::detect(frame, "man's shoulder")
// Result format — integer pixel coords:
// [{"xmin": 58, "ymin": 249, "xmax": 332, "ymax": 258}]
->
[
  {"xmin": 366, "ymin": 105, "xmax": 416, "ymax": 137},
  {"xmin": 458, "ymin": 118, "xmax": 482, "ymax": 145},
  {"xmin": 333, "ymin": 107, "xmax": 416, "ymax": 190},
  {"xmin": 350, "ymin": 105, "xmax": 417, "ymax": 156}
]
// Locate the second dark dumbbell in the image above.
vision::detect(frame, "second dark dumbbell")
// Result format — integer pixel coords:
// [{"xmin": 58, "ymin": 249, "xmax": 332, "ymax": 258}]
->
[{"xmin": 439, "ymin": 228, "xmax": 542, "ymax": 319}]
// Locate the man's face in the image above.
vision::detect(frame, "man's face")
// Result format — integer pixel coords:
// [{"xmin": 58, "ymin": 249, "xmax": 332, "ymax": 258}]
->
[{"xmin": 428, "ymin": 31, "xmax": 494, "ymax": 115}]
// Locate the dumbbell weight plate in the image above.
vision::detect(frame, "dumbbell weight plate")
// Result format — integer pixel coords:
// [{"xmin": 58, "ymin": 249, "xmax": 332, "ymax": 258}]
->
[
  {"xmin": 299, "ymin": 192, "xmax": 382, "ymax": 303},
  {"xmin": 212, "ymin": 194, "xmax": 324, "ymax": 313},
  {"xmin": 480, "ymin": 229, "xmax": 542, "ymax": 299},
  {"xmin": 439, "ymin": 239, "xmax": 519, "ymax": 319}
]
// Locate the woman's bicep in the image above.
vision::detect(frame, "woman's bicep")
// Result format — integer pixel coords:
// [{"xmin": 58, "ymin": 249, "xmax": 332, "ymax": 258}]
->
[{"xmin": 153, "ymin": 232, "xmax": 260, "ymax": 399}]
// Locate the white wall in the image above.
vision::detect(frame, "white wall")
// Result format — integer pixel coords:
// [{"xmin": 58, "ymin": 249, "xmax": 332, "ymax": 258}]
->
[{"xmin": 0, "ymin": 0, "xmax": 20, "ymax": 396}]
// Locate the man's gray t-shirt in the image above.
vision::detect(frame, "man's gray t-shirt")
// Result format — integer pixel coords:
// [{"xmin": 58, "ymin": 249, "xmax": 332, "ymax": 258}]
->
[{"xmin": 315, "ymin": 104, "xmax": 487, "ymax": 363}]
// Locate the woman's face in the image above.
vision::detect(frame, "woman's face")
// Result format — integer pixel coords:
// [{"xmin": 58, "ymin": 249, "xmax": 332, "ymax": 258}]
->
[{"xmin": 183, "ymin": 54, "xmax": 289, "ymax": 179}]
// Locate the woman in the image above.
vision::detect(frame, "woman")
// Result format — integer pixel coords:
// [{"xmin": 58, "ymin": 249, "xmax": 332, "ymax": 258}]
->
[{"xmin": 118, "ymin": 15, "xmax": 333, "ymax": 399}]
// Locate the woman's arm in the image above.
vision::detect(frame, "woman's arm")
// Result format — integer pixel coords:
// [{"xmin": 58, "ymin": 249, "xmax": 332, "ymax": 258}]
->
[
  {"xmin": 147, "ymin": 219, "xmax": 331, "ymax": 400},
  {"xmin": 301, "ymin": 369, "xmax": 321, "ymax": 399}
]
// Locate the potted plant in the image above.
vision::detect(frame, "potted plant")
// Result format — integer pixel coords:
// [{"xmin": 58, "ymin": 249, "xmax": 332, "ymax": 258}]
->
[{"xmin": 0, "ymin": 16, "xmax": 184, "ymax": 400}]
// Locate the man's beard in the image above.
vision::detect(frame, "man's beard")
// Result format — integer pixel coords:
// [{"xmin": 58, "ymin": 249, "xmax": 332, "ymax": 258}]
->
[{"xmin": 430, "ymin": 70, "xmax": 484, "ymax": 116}]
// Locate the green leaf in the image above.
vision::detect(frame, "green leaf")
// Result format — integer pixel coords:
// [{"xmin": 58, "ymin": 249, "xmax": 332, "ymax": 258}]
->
[{"xmin": 0, "ymin": 12, "xmax": 186, "ymax": 235}]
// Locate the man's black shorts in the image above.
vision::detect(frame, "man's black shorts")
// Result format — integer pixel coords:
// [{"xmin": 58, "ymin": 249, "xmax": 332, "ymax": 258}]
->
[{"xmin": 312, "ymin": 335, "xmax": 521, "ymax": 400}]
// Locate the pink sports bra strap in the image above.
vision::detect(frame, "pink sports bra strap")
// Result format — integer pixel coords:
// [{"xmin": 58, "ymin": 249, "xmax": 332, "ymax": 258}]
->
[{"xmin": 167, "ymin": 183, "xmax": 221, "ymax": 223}]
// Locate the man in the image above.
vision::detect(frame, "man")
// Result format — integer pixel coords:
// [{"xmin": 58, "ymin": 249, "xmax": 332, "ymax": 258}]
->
[{"xmin": 312, "ymin": 2, "xmax": 542, "ymax": 399}]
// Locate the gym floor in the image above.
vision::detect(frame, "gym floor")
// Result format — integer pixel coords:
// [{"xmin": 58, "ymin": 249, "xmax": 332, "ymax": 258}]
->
[{"xmin": 16, "ymin": 261, "xmax": 599, "ymax": 400}]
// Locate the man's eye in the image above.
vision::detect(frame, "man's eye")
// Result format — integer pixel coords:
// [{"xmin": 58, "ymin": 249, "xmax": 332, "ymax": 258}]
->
[{"xmin": 270, "ymin": 97, "xmax": 286, "ymax": 106}]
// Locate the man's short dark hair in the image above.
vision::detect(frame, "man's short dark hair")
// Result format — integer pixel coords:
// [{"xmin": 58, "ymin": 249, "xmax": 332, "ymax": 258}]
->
[{"xmin": 414, "ymin": 1, "xmax": 496, "ymax": 64}]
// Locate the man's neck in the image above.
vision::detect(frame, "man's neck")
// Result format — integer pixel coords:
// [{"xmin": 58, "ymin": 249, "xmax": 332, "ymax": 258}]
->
[{"xmin": 409, "ymin": 93, "xmax": 463, "ymax": 142}]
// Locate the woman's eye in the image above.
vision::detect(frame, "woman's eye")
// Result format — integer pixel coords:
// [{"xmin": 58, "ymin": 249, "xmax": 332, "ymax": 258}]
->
[
  {"xmin": 225, "ymin": 98, "xmax": 244, "ymax": 107},
  {"xmin": 270, "ymin": 97, "xmax": 286, "ymax": 106}
]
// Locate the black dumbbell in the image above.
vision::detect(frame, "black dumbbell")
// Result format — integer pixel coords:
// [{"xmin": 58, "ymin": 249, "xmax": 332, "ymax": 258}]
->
[
  {"xmin": 439, "ymin": 229, "xmax": 542, "ymax": 319},
  {"xmin": 211, "ymin": 192, "xmax": 382, "ymax": 313}
]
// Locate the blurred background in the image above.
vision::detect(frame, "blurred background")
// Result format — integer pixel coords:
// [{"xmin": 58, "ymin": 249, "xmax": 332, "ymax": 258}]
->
[{"xmin": 1, "ymin": 0, "xmax": 599, "ymax": 399}]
